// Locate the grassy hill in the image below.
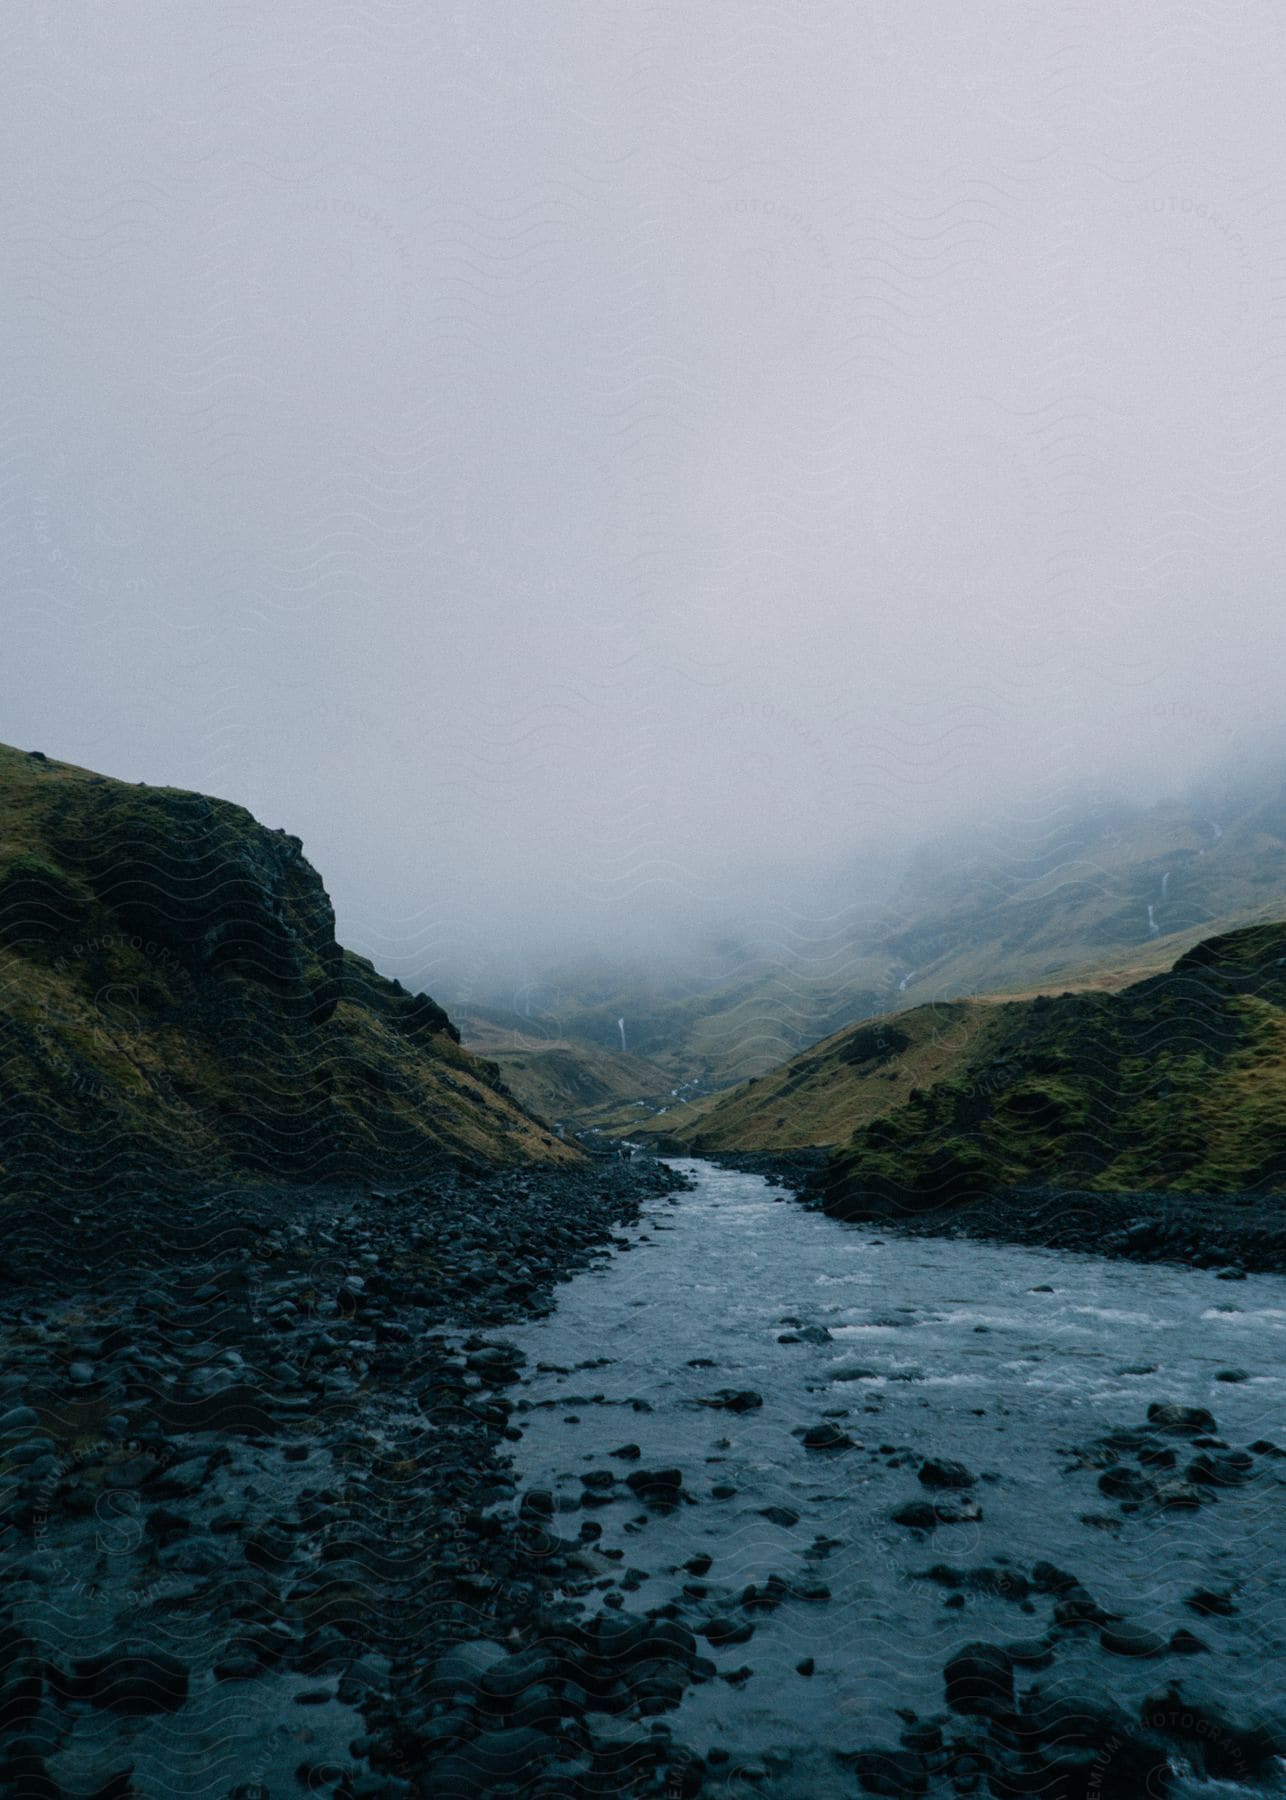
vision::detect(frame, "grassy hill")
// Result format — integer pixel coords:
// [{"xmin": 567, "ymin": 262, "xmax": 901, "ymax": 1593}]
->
[
  {"xmin": 645, "ymin": 1000, "xmax": 998, "ymax": 1153},
  {"xmin": 0, "ymin": 744, "xmax": 577, "ymax": 1188},
  {"xmin": 656, "ymin": 921, "xmax": 1286, "ymax": 1211},
  {"xmin": 458, "ymin": 1012, "xmax": 677, "ymax": 1132},
  {"xmin": 461, "ymin": 783, "xmax": 1286, "ymax": 1128}
]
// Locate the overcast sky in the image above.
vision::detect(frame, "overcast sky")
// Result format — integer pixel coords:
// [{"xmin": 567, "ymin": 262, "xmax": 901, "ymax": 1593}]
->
[{"xmin": 3, "ymin": 4, "xmax": 1283, "ymax": 987}]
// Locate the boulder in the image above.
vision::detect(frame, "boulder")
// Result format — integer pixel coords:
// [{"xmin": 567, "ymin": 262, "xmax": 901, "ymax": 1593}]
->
[
  {"xmin": 1101, "ymin": 1624, "xmax": 1168, "ymax": 1658},
  {"xmin": 625, "ymin": 1467, "xmax": 684, "ymax": 1504},
  {"xmin": 802, "ymin": 1422, "xmax": 854, "ymax": 1451},
  {"xmin": 698, "ymin": 1389, "xmax": 763, "ymax": 1412},
  {"xmin": 1098, "ymin": 1466, "xmax": 1154, "ymax": 1503},
  {"xmin": 851, "ymin": 1747, "xmax": 928, "ymax": 1795},
  {"xmin": 943, "ymin": 1642, "xmax": 1013, "ymax": 1716},
  {"xmin": 1146, "ymin": 1403, "xmax": 1216, "ymax": 1435},
  {"xmin": 1142, "ymin": 1680, "xmax": 1286, "ymax": 1782},
  {"xmin": 73, "ymin": 1650, "xmax": 188, "ymax": 1715},
  {"xmin": 1186, "ymin": 1451, "xmax": 1254, "ymax": 1487},
  {"xmin": 917, "ymin": 1457, "xmax": 974, "ymax": 1490},
  {"xmin": 420, "ymin": 1639, "xmax": 510, "ymax": 1701},
  {"xmin": 424, "ymin": 1728, "xmax": 556, "ymax": 1795}
]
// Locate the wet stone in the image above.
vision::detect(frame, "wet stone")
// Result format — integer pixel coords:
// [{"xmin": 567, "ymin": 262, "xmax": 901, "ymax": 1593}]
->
[
  {"xmin": 1146, "ymin": 1402, "xmax": 1217, "ymax": 1435},
  {"xmin": 1101, "ymin": 1623, "xmax": 1168, "ymax": 1658},
  {"xmin": 917, "ymin": 1457, "xmax": 974, "ymax": 1489},
  {"xmin": 802, "ymin": 1422, "xmax": 854, "ymax": 1451}
]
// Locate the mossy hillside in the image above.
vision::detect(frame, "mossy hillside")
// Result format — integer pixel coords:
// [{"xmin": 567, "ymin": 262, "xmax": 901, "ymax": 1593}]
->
[
  {"xmin": 465, "ymin": 783, "xmax": 1285, "ymax": 1123},
  {"xmin": 645, "ymin": 1001, "xmax": 1001, "ymax": 1153},
  {"xmin": 0, "ymin": 744, "xmax": 577, "ymax": 1186},
  {"xmin": 458, "ymin": 1015, "xmax": 675, "ymax": 1132},
  {"xmin": 824, "ymin": 921, "xmax": 1286, "ymax": 1213}
]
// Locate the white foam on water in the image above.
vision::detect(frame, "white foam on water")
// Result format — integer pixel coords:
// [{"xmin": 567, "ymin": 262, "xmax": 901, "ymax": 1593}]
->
[
  {"xmin": 1201, "ymin": 1306, "xmax": 1286, "ymax": 1328},
  {"xmin": 1073, "ymin": 1304, "xmax": 1168, "ymax": 1326},
  {"xmin": 940, "ymin": 1308, "xmax": 1024, "ymax": 1329}
]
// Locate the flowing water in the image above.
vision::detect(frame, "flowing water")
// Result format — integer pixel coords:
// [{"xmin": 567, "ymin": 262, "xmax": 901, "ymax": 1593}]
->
[{"xmin": 507, "ymin": 1159, "xmax": 1286, "ymax": 1796}]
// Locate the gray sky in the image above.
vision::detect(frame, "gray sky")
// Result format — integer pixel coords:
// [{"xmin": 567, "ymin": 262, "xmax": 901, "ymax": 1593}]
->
[{"xmin": 3, "ymin": 4, "xmax": 1283, "ymax": 988}]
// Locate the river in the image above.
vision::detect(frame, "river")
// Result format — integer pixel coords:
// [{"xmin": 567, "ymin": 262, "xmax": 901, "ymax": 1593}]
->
[{"xmin": 506, "ymin": 1158, "xmax": 1286, "ymax": 1796}]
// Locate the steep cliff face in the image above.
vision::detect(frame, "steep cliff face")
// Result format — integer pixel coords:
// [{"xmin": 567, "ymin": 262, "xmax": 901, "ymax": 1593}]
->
[{"xmin": 0, "ymin": 745, "xmax": 577, "ymax": 1187}]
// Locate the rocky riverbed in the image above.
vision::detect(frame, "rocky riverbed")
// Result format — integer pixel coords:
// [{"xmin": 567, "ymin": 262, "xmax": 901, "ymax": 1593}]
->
[
  {"xmin": 703, "ymin": 1152, "xmax": 1286, "ymax": 1277},
  {"xmin": 5, "ymin": 1154, "xmax": 1285, "ymax": 1799},
  {"xmin": 504, "ymin": 1160, "xmax": 1286, "ymax": 1798},
  {"xmin": 808, "ymin": 1180, "xmax": 1286, "ymax": 1276},
  {"xmin": 0, "ymin": 1154, "xmax": 708, "ymax": 1798}
]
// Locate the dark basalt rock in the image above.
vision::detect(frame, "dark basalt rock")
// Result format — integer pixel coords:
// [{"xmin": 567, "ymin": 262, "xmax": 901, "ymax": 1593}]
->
[
  {"xmin": 1146, "ymin": 1402, "xmax": 1217, "ymax": 1435},
  {"xmin": 72, "ymin": 1649, "xmax": 189, "ymax": 1715},
  {"xmin": 424, "ymin": 1727, "xmax": 558, "ymax": 1795},
  {"xmin": 1186, "ymin": 1450, "xmax": 1254, "ymax": 1487},
  {"xmin": 1098, "ymin": 1465, "xmax": 1154, "ymax": 1503},
  {"xmin": 697, "ymin": 1389, "xmax": 763, "ymax": 1412},
  {"xmin": 625, "ymin": 1466, "xmax": 684, "ymax": 1504},
  {"xmin": 1101, "ymin": 1623, "xmax": 1168, "ymax": 1658},
  {"xmin": 850, "ymin": 1746, "xmax": 928, "ymax": 1795},
  {"xmin": 917, "ymin": 1457, "xmax": 975, "ymax": 1489},
  {"xmin": 802, "ymin": 1421, "xmax": 854, "ymax": 1451},
  {"xmin": 1142, "ymin": 1680, "xmax": 1286, "ymax": 1782},
  {"xmin": 943, "ymin": 1641, "xmax": 1014, "ymax": 1716}
]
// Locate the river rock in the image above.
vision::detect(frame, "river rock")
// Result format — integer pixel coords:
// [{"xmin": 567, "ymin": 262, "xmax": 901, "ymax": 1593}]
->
[
  {"xmin": 850, "ymin": 1747, "xmax": 928, "ymax": 1795},
  {"xmin": 917, "ymin": 1457, "xmax": 974, "ymax": 1489},
  {"xmin": 698, "ymin": 1389, "xmax": 763, "ymax": 1412},
  {"xmin": 421, "ymin": 1639, "xmax": 510, "ymax": 1701},
  {"xmin": 625, "ymin": 1466, "xmax": 684, "ymax": 1504},
  {"xmin": 1098, "ymin": 1466, "xmax": 1154, "ymax": 1503},
  {"xmin": 480, "ymin": 1647, "xmax": 563, "ymax": 1707},
  {"xmin": 943, "ymin": 1642, "xmax": 1013, "ymax": 1716},
  {"xmin": 1185, "ymin": 1587, "xmax": 1236, "ymax": 1616},
  {"xmin": 702, "ymin": 1616, "xmax": 753, "ymax": 1647},
  {"xmin": 1012, "ymin": 1694, "xmax": 1173, "ymax": 1800},
  {"xmin": 1146, "ymin": 1402, "xmax": 1216, "ymax": 1435},
  {"xmin": 1186, "ymin": 1450, "xmax": 1254, "ymax": 1487},
  {"xmin": 73, "ymin": 1649, "xmax": 189, "ymax": 1715},
  {"xmin": 1141, "ymin": 1680, "xmax": 1286, "ymax": 1782},
  {"xmin": 802, "ymin": 1422, "xmax": 853, "ymax": 1451},
  {"xmin": 892, "ymin": 1501, "xmax": 940, "ymax": 1530},
  {"xmin": 1101, "ymin": 1623, "xmax": 1168, "ymax": 1657},
  {"xmin": 424, "ymin": 1727, "xmax": 555, "ymax": 1794}
]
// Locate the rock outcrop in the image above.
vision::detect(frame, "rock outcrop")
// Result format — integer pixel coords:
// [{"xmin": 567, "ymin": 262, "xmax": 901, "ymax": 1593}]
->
[{"xmin": 0, "ymin": 744, "xmax": 576, "ymax": 1186}]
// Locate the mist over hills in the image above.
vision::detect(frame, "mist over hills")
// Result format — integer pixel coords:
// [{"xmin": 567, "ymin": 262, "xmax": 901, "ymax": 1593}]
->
[{"xmin": 451, "ymin": 762, "xmax": 1285, "ymax": 1132}]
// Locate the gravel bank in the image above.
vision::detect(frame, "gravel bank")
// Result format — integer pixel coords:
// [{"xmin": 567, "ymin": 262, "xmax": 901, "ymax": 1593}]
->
[{"xmin": 0, "ymin": 1154, "xmax": 712, "ymax": 1798}]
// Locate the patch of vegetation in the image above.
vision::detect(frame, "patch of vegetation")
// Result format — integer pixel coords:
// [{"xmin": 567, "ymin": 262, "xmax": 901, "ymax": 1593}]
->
[
  {"xmin": 0, "ymin": 744, "xmax": 576, "ymax": 1189},
  {"xmin": 823, "ymin": 921, "xmax": 1286, "ymax": 1213}
]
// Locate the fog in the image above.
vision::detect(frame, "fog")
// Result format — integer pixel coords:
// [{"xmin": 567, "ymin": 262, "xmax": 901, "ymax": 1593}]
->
[{"xmin": 3, "ymin": 5, "xmax": 1283, "ymax": 997}]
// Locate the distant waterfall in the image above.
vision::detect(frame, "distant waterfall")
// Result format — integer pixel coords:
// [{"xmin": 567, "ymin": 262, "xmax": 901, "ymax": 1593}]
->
[
  {"xmin": 897, "ymin": 974, "xmax": 910, "ymax": 993},
  {"xmin": 1160, "ymin": 871, "xmax": 1170, "ymax": 902},
  {"xmin": 618, "ymin": 1017, "xmax": 627, "ymax": 1052},
  {"xmin": 1147, "ymin": 903, "xmax": 1159, "ymax": 936}
]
